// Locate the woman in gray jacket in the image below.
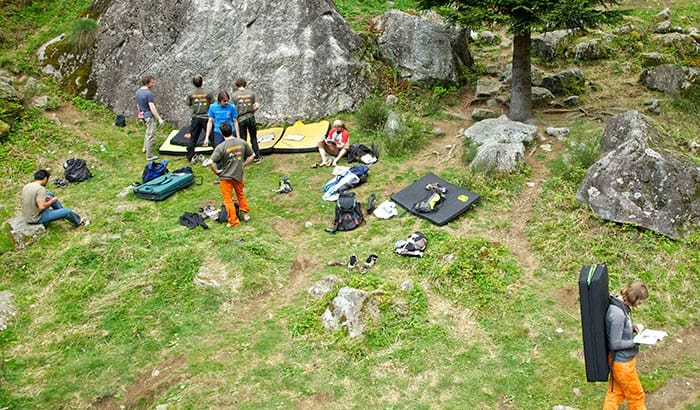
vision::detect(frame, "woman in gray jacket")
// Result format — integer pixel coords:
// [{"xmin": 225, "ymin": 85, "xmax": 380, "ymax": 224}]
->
[{"xmin": 603, "ymin": 280, "xmax": 648, "ymax": 410}]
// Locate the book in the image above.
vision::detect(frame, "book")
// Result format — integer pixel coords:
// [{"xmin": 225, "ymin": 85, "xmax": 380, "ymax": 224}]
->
[{"xmin": 633, "ymin": 329, "xmax": 668, "ymax": 345}]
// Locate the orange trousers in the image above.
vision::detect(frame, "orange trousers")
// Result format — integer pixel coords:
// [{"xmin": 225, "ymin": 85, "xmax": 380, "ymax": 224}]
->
[
  {"xmin": 603, "ymin": 357, "xmax": 646, "ymax": 410},
  {"xmin": 219, "ymin": 178, "xmax": 248, "ymax": 227}
]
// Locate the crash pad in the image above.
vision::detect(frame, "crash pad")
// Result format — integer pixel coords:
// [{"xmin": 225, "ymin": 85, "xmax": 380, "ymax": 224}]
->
[
  {"xmin": 390, "ymin": 173, "xmax": 480, "ymax": 226},
  {"xmin": 158, "ymin": 128, "xmax": 213, "ymax": 156},
  {"xmin": 272, "ymin": 120, "xmax": 329, "ymax": 153}
]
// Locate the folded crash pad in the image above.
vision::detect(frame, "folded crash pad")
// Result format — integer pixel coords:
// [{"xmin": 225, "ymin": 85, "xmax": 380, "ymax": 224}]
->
[
  {"xmin": 390, "ymin": 173, "xmax": 480, "ymax": 226},
  {"xmin": 256, "ymin": 127, "xmax": 285, "ymax": 155},
  {"xmin": 272, "ymin": 120, "xmax": 329, "ymax": 153}
]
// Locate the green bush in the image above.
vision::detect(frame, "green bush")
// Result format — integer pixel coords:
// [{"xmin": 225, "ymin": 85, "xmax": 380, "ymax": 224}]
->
[
  {"xmin": 355, "ymin": 95, "xmax": 388, "ymax": 132},
  {"xmin": 549, "ymin": 131, "xmax": 602, "ymax": 183},
  {"xmin": 374, "ymin": 113, "xmax": 430, "ymax": 159},
  {"xmin": 66, "ymin": 18, "xmax": 98, "ymax": 52}
]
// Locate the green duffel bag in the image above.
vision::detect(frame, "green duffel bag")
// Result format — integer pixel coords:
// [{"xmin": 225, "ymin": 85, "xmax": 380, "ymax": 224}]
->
[{"xmin": 134, "ymin": 171, "xmax": 195, "ymax": 201}]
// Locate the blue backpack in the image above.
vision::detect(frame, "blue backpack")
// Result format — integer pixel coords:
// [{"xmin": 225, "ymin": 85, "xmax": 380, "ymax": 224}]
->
[{"xmin": 142, "ymin": 160, "xmax": 169, "ymax": 183}]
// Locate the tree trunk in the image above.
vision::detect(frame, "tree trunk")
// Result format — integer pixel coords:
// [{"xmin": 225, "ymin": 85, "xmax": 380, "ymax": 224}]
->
[{"xmin": 509, "ymin": 31, "xmax": 533, "ymax": 122}]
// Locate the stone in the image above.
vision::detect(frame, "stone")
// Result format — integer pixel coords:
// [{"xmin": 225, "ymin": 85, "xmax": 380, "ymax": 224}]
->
[
  {"xmin": 463, "ymin": 115, "xmax": 536, "ymax": 174},
  {"xmin": 541, "ymin": 68, "xmax": 586, "ymax": 96},
  {"xmin": 531, "ymin": 29, "xmax": 576, "ymax": 61},
  {"xmin": 471, "ymin": 108, "xmax": 498, "ymax": 121},
  {"xmin": 307, "ymin": 275, "xmax": 342, "ymax": 298},
  {"xmin": 572, "ymin": 38, "xmax": 610, "ymax": 61},
  {"xmin": 475, "ymin": 77, "xmax": 501, "ymax": 98},
  {"xmin": 8, "ymin": 217, "xmax": 47, "ymax": 250},
  {"xmin": 321, "ymin": 287, "xmax": 370, "ymax": 338},
  {"xmin": 376, "ymin": 9, "xmax": 471, "ymax": 86},
  {"xmin": 545, "ymin": 127, "xmax": 570, "ymax": 139},
  {"xmin": 0, "ymin": 290, "xmax": 16, "ymax": 331},
  {"xmin": 640, "ymin": 52, "xmax": 667, "ymax": 68},
  {"xmin": 577, "ymin": 110, "xmax": 700, "ymax": 239}
]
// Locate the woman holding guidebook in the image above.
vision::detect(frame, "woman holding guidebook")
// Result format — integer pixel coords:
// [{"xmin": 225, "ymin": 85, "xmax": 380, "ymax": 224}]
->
[{"xmin": 603, "ymin": 280, "xmax": 649, "ymax": 410}]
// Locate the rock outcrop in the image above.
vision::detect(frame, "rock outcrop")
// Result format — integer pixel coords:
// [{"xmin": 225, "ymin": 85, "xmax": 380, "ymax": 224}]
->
[
  {"xmin": 49, "ymin": 0, "xmax": 372, "ymax": 125},
  {"xmin": 375, "ymin": 10, "xmax": 471, "ymax": 85},
  {"xmin": 577, "ymin": 111, "xmax": 700, "ymax": 239}
]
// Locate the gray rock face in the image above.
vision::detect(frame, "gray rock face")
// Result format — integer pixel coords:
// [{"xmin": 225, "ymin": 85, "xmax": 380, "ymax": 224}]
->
[
  {"xmin": 572, "ymin": 38, "xmax": 610, "ymax": 61},
  {"xmin": 531, "ymin": 30, "xmax": 575, "ymax": 60},
  {"xmin": 376, "ymin": 9, "xmax": 471, "ymax": 85},
  {"xmin": 600, "ymin": 110, "xmax": 659, "ymax": 153},
  {"xmin": 640, "ymin": 64, "xmax": 700, "ymax": 99},
  {"xmin": 577, "ymin": 111, "xmax": 700, "ymax": 239},
  {"xmin": 8, "ymin": 217, "xmax": 47, "ymax": 250},
  {"xmin": 321, "ymin": 287, "xmax": 372, "ymax": 338},
  {"xmin": 541, "ymin": 68, "xmax": 586, "ymax": 95},
  {"xmin": 89, "ymin": 0, "xmax": 370, "ymax": 125},
  {"xmin": 463, "ymin": 115, "xmax": 537, "ymax": 173}
]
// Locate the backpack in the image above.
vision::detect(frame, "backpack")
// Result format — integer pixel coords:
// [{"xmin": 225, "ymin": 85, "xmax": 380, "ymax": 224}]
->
[
  {"xmin": 142, "ymin": 160, "xmax": 169, "ymax": 183},
  {"xmin": 63, "ymin": 158, "xmax": 93, "ymax": 183},
  {"xmin": 327, "ymin": 192, "xmax": 364, "ymax": 233},
  {"xmin": 115, "ymin": 114, "xmax": 126, "ymax": 127},
  {"xmin": 395, "ymin": 231, "xmax": 428, "ymax": 257}
]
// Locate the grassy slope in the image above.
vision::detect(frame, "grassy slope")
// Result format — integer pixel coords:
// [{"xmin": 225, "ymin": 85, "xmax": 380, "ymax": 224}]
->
[{"xmin": 0, "ymin": 0, "xmax": 699, "ymax": 409}]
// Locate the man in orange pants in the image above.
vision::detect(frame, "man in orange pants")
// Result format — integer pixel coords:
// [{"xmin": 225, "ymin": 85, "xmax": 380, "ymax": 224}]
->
[
  {"xmin": 603, "ymin": 281, "xmax": 648, "ymax": 410},
  {"xmin": 207, "ymin": 122, "xmax": 254, "ymax": 227}
]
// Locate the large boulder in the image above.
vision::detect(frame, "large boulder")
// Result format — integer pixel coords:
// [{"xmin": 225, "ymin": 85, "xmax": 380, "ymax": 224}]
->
[
  {"xmin": 463, "ymin": 115, "xmax": 537, "ymax": 174},
  {"xmin": 376, "ymin": 10, "xmax": 471, "ymax": 85},
  {"xmin": 639, "ymin": 64, "xmax": 700, "ymax": 98},
  {"xmin": 541, "ymin": 68, "xmax": 586, "ymax": 96},
  {"xmin": 576, "ymin": 111, "xmax": 700, "ymax": 239},
  {"xmin": 52, "ymin": 0, "xmax": 371, "ymax": 125}
]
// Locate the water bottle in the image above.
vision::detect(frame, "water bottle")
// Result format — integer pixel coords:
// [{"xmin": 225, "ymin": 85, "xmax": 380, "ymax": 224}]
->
[{"xmin": 99, "ymin": 143, "xmax": 106, "ymax": 152}]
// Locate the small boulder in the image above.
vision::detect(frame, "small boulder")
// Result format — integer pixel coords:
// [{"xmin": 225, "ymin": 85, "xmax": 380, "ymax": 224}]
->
[{"xmin": 8, "ymin": 217, "xmax": 47, "ymax": 250}]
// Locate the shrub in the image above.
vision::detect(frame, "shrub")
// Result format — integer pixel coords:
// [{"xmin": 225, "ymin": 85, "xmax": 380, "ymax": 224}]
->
[
  {"xmin": 373, "ymin": 113, "xmax": 430, "ymax": 159},
  {"xmin": 66, "ymin": 18, "xmax": 98, "ymax": 52},
  {"xmin": 355, "ymin": 95, "xmax": 388, "ymax": 132},
  {"xmin": 549, "ymin": 131, "xmax": 602, "ymax": 183}
]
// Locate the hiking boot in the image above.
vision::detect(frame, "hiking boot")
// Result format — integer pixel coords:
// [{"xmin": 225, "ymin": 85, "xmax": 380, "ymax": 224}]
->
[
  {"xmin": 363, "ymin": 254, "xmax": 378, "ymax": 270},
  {"xmin": 348, "ymin": 254, "xmax": 357, "ymax": 270}
]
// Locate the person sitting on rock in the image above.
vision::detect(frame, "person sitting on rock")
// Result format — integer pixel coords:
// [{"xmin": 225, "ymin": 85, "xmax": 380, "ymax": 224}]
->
[{"xmin": 21, "ymin": 169, "xmax": 89, "ymax": 228}]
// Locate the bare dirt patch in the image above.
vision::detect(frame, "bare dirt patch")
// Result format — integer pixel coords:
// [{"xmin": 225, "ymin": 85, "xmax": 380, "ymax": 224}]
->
[{"xmin": 91, "ymin": 355, "xmax": 187, "ymax": 409}]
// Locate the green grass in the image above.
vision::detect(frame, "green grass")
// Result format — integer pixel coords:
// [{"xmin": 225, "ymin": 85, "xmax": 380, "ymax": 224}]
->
[{"xmin": 0, "ymin": 0, "xmax": 699, "ymax": 408}]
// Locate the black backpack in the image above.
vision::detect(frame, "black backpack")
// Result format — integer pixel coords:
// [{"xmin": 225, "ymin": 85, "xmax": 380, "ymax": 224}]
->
[
  {"xmin": 63, "ymin": 158, "xmax": 93, "ymax": 183},
  {"xmin": 328, "ymin": 192, "xmax": 364, "ymax": 233}
]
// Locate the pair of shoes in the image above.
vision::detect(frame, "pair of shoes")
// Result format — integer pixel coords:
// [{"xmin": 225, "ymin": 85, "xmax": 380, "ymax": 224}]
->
[
  {"xmin": 52, "ymin": 178, "xmax": 68, "ymax": 188},
  {"xmin": 78, "ymin": 219, "xmax": 90, "ymax": 228},
  {"xmin": 146, "ymin": 156, "xmax": 159, "ymax": 161},
  {"xmin": 254, "ymin": 156, "xmax": 263, "ymax": 164}
]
